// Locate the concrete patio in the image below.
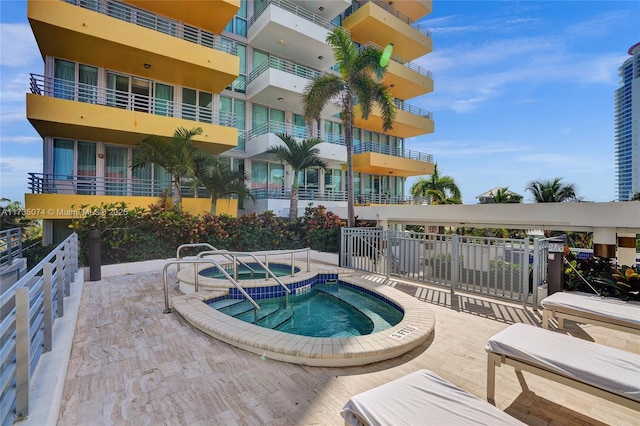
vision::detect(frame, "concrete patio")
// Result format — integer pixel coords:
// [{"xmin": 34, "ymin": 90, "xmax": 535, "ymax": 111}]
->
[{"xmin": 40, "ymin": 264, "xmax": 640, "ymax": 425}]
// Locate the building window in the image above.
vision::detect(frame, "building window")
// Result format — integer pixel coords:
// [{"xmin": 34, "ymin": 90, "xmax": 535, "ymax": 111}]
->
[{"xmin": 225, "ymin": 0, "xmax": 247, "ymax": 37}]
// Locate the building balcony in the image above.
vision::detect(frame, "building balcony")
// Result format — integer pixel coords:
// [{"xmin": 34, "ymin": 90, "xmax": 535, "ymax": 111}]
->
[
  {"xmin": 246, "ymin": 56, "xmax": 340, "ymax": 117},
  {"xmin": 388, "ymin": 0, "xmax": 433, "ymax": 21},
  {"xmin": 27, "ymin": 74, "xmax": 237, "ymax": 153},
  {"xmin": 352, "ymin": 142, "xmax": 434, "ymax": 177},
  {"xmin": 25, "ymin": 173, "xmax": 219, "ymax": 219},
  {"xmin": 359, "ymin": 42, "xmax": 433, "ymax": 100},
  {"xmin": 353, "ymin": 100, "xmax": 434, "ymax": 138},
  {"xmin": 122, "ymin": 0, "xmax": 240, "ymax": 34},
  {"xmin": 342, "ymin": 0, "xmax": 432, "ymax": 62},
  {"xmin": 248, "ymin": 0, "xmax": 349, "ymax": 70},
  {"xmin": 245, "ymin": 121, "xmax": 346, "ymax": 165},
  {"xmin": 29, "ymin": 0, "xmax": 239, "ymax": 92}
]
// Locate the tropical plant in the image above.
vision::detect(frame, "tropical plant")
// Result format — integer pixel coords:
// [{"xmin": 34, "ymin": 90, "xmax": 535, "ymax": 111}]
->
[
  {"xmin": 525, "ymin": 177, "xmax": 577, "ymax": 203},
  {"xmin": 492, "ymin": 187, "xmax": 523, "ymax": 204},
  {"xmin": 132, "ymin": 127, "xmax": 210, "ymax": 205},
  {"xmin": 303, "ymin": 28, "xmax": 396, "ymax": 227},
  {"xmin": 193, "ymin": 156, "xmax": 254, "ymax": 213},
  {"xmin": 266, "ymin": 133, "xmax": 328, "ymax": 221},
  {"xmin": 410, "ymin": 164, "xmax": 462, "ymax": 205}
]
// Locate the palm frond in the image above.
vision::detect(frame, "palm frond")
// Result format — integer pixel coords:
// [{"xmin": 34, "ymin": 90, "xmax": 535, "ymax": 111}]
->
[{"xmin": 303, "ymin": 74, "xmax": 344, "ymax": 122}]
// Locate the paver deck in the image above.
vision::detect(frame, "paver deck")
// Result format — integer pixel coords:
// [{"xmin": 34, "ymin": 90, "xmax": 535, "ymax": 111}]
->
[{"xmin": 57, "ymin": 268, "xmax": 640, "ymax": 425}]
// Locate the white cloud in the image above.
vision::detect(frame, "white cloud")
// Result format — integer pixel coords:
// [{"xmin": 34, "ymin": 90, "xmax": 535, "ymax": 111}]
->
[
  {"xmin": 1, "ymin": 136, "xmax": 41, "ymax": 145},
  {"xmin": 0, "ymin": 23, "xmax": 40, "ymax": 68},
  {"xmin": 0, "ymin": 156, "xmax": 42, "ymax": 203}
]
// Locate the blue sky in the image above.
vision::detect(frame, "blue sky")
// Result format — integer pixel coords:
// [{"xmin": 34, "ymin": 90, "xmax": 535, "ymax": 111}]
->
[{"xmin": 0, "ymin": 0, "xmax": 639, "ymax": 204}]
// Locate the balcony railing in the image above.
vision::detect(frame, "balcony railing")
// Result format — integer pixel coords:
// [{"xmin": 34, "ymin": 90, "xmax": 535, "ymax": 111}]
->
[
  {"xmin": 28, "ymin": 173, "xmax": 210, "ymax": 198},
  {"xmin": 64, "ymin": 0, "xmax": 237, "ymax": 54},
  {"xmin": 354, "ymin": 142, "xmax": 433, "ymax": 163},
  {"xmin": 248, "ymin": 121, "xmax": 346, "ymax": 146},
  {"xmin": 343, "ymin": 0, "xmax": 432, "ymax": 38},
  {"xmin": 251, "ymin": 187, "xmax": 349, "ymax": 202},
  {"xmin": 248, "ymin": 56, "xmax": 322, "ymax": 84},
  {"xmin": 394, "ymin": 99, "xmax": 433, "ymax": 120},
  {"xmin": 359, "ymin": 42, "xmax": 432, "ymax": 79},
  {"xmin": 30, "ymin": 74, "xmax": 236, "ymax": 127},
  {"xmin": 250, "ymin": 0, "xmax": 349, "ymax": 35}
]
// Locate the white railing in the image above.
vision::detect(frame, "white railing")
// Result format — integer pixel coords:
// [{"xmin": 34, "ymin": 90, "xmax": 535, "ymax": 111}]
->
[
  {"xmin": 251, "ymin": 0, "xmax": 349, "ymax": 35},
  {"xmin": 0, "ymin": 228, "xmax": 22, "ymax": 267},
  {"xmin": 30, "ymin": 74, "xmax": 236, "ymax": 127},
  {"xmin": 0, "ymin": 233, "xmax": 79, "ymax": 424}
]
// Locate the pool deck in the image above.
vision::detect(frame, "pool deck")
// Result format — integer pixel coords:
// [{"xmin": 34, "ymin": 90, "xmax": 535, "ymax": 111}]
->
[{"xmin": 52, "ymin": 263, "xmax": 639, "ymax": 425}]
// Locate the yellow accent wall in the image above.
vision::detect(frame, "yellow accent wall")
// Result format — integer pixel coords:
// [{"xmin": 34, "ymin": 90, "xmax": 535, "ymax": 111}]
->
[
  {"xmin": 384, "ymin": 60, "xmax": 433, "ymax": 101},
  {"xmin": 391, "ymin": 0, "xmax": 433, "ymax": 21},
  {"xmin": 27, "ymin": 95, "xmax": 238, "ymax": 153},
  {"xmin": 353, "ymin": 104, "xmax": 434, "ymax": 138},
  {"xmin": 28, "ymin": 0, "xmax": 238, "ymax": 92},
  {"xmin": 343, "ymin": 2, "xmax": 432, "ymax": 62},
  {"xmin": 122, "ymin": 0, "xmax": 240, "ymax": 34},
  {"xmin": 352, "ymin": 152, "xmax": 434, "ymax": 177},
  {"xmin": 24, "ymin": 194, "xmax": 239, "ymax": 219}
]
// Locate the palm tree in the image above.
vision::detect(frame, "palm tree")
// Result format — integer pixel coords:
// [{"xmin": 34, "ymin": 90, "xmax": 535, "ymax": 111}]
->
[
  {"xmin": 266, "ymin": 133, "xmax": 328, "ymax": 221},
  {"xmin": 132, "ymin": 127, "xmax": 208, "ymax": 205},
  {"xmin": 303, "ymin": 28, "xmax": 396, "ymax": 227},
  {"xmin": 526, "ymin": 178, "xmax": 577, "ymax": 202},
  {"xmin": 492, "ymin": 187, "xmax": 523, "ymax": 204},
  {"xmin": 410, "ymin": 164, "xmax": 462, "ymax": 205},
  {"xmin": 193, "ymin": 156, "xmax": 254, "ymax": 213}
]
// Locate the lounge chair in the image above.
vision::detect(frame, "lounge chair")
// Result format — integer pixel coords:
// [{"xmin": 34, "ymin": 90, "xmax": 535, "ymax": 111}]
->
[
  {"xmin": 341, "ymin": 369, "xmax": 524, "ymax": 425},
  {"xmin": 541, "ymin": 291, "xmax": 640, "ymax": 335},
  {"xmin": 486, "ymin": 323, "xmax": 640, "ymax": 411}
]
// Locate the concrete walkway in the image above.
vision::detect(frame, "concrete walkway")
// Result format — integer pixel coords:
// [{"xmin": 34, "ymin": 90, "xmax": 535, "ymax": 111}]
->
[{"xmin": 56, "ymin": 269, "xmax": 639, "ymax": 425}]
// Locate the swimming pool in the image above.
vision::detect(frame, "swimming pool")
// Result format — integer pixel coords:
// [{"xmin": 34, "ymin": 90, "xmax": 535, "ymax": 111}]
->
[
  {"xmin": 207, "ymin": 283, "xmax": 403, "ymax": 337},
  {"xmin": 172, "ymin": 272, "xmax": 436, "ymax": 367}
]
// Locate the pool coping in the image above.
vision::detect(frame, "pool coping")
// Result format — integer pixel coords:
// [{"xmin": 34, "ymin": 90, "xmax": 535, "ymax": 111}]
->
[{"xmin": 171, "ymin": 273, "xmax": 436, "ymax": 367}]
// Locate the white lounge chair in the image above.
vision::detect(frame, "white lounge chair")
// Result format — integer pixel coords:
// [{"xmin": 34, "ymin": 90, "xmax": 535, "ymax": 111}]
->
[
  {"xmin": 341, "ymin": 369, "xmax": 524, "ymax": 425},
  {"xmin": 541, "ymin": 291, "xmax": 640, "ymax": 335},
  {"xmin": 486, "ymin": 323, "xmax": 640, "ymax": 411}
]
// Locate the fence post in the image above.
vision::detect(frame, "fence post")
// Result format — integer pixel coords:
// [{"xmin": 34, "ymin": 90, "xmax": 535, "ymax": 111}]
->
[
  {"xmin": 451, "ymin": 235, "xmax": 459, "ymax": 296},
  {"xmin": 64, "ymin": 240, "xmax": 72, "ymax": 294},
  {"xmin": 522, "ymin": 239, "xmax": 529, "ymax": 307},
  {"xmin": 15, "ymin": 286, "xmax": 30, "ymax": 421},
  {"xmin": 532, "ymin": 238, "xmax": 540, "ymax": 308},
  {"xmin": 56, "ymin": 251, "xmax": 64, "ymax": 317},
  {"xmin": 43, "ymin": 263, "xmax": 53, "ymax": 352}
]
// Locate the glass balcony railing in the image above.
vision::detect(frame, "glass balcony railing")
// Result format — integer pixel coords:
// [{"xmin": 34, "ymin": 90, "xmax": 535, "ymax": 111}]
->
[
  {"xmin": 28, "ymin": 173, "xmax": 210, "ymax": 198},
  {"xmin": 64, "ymin": 0, "xmax": 238, "ymax": 55},
  {"xmin": 343, "ymin": 0, "xmax": 432, "ymax": 38},
  {"xmin": 30, "ymin": 74, "xmax": 236, "ymax": 127},
  {"xmin": 248, "ymin": 56, "xmax": 322, "ymax": 84},
  {"xmin": 250, "ymin": 0, "xmax": 349, "ymax": 35},
  {"xmin": 358, "ymin": 42, "xmax": 432, "ymax": 79},
  {"xmin": 353, "ymin": 142, "xmax": 433, "ymax": 163}
]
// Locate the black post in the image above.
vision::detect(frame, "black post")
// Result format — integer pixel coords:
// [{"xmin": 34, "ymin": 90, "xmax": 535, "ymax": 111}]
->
[{"xmin": 88, "ymin": 229, "xmax": 101, "ymax": 281}]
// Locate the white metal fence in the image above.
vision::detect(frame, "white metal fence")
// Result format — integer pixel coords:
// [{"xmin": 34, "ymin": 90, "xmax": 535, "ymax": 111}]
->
[
  {"xmin": 340, "ymin": 228, "xmax": 550, "ymax": 305},
  {"xmin": 0, "ymin": 233, "xmax": 79, "ymax": 425}
]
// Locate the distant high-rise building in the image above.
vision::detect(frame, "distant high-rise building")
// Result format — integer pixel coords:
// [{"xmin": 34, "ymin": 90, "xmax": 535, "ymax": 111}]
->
[{"xmin": 614, "ymin": 42, "xmax": 640, "ymax": 201}]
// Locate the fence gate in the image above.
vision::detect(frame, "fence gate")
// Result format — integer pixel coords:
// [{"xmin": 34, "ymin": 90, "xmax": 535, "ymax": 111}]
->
[{"xmin": 341, "ymin": 227, "xmax": 549, "ymax": 305}]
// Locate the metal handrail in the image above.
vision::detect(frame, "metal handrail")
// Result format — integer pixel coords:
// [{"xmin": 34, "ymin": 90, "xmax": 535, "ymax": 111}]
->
[
  {"xmin": 250, "ymin": 0, "xmax": 349, "ymax": 36},
  {"xmin": 162, "ymin": 259, "xmax": 260, "ymax": 323},
  {"xmin": 248, "ymin": 55, "xmax": 322, "ymax": 84},
  {"xmin": 29, "ymin": 74, "xmax": 236, "ymax": 127},
  {"xmin": 353, "ymin": 141, "xmax": 433, "ymax": 163},
  {"xmin": 0, "ymin": 228, "xmax": 22, "ymax": 267},
  {"xmin": 175, "ymin": 243, "xmax": 256, "ymax": 275},
  {"xmin": 359, "ymin": 42, "xmax": 433, "ymax": 78},
  {"xmin": 64, "ymin": 0, "xmax": 238, "ymax": 54},
  {"xmin": 343, "ymin": 0, "xmax": 431, "ymax": 38},
  {"xmin": 196, "ymin": 250, "xmax": 293, "ymax": 306},
  {"xmin": 394, "ymin": 99, "xmax": 434, "ymax": 120}
]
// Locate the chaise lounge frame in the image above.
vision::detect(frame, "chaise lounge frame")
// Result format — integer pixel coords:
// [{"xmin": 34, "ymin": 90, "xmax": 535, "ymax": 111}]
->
[
  {"xmin": 487, "ymin": 352, "xmax": 640, "ymax": 412},
  {"xmin": 541, "ymin": 293, "xmax": 640, "ymax": 336}
]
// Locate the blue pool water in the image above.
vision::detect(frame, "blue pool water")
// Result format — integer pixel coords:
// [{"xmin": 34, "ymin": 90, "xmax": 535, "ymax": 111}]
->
[
  {"xmin": 200, "ymin": 263, "xmax": 298, "ymax": 280},
  {"xmin": 206, "ymin": 283, "xmax": 403, "ymax": 337}
]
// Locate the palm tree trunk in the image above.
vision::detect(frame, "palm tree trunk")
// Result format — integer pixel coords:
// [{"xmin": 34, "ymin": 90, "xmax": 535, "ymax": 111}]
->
[
  {"xmin": 345, "ymin": 95, "xmax": 355, "ymax": 227},
  {"xmin": 172, "ymin": 179, "xmax": 182, "ymax": 205},
  {"xmin": 290, "ymin": 171, "xmax": 299, "ymax": 221}
]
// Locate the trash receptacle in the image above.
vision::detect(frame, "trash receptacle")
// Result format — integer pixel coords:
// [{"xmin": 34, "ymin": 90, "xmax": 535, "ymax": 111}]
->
[
  {"xmin": 547, "ymin": 235, "xmax": 566, "ymax": 295},
  {"xmin": 88, "ymin": 229, "xmax": 101, "ymax": 281}
]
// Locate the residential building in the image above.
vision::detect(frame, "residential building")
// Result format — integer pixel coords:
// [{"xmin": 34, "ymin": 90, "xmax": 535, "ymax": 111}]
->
[
  {"xmin": 25, "ymin": 0, "xmax": 435, "ymax": 244},
  {"xmin": 614, "ymin": 42, "xmax": 640, "ymax": 201},
  {"xmin": 475, "ymin": 187, "xmax": 523, "ymax": 204}
]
